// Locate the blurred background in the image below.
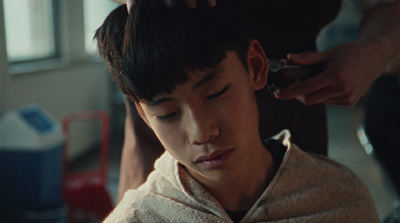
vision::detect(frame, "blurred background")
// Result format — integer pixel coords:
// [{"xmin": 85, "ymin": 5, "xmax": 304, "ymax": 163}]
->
[{"xmin": 0, "ymin": 0, "xmax": 398, "ymax": 222}]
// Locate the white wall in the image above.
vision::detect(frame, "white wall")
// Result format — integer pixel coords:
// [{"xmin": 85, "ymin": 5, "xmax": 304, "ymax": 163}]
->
[
  {"xmin": 0, "ymin": 0, "xmax": 113, "ymax": 160},
  {"xmin": 0, "ymin": 1, "xmax": 7, "ymax": 114}
]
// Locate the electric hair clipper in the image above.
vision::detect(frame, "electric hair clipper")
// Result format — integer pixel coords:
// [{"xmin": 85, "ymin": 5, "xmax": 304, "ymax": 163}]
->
[{"xmin": 266, "ymin": 59, "xmax": 325, "ymax": 95}]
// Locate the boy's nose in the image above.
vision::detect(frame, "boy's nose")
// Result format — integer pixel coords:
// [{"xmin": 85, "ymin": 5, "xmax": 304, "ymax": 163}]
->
[{"xmin": 185, "ymin": 107, "xmax": 219, "ymax": 145}]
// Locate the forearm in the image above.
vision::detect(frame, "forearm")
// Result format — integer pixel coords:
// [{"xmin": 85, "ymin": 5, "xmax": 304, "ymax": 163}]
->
[
  {"xmin": 358, "ymin": 0, "xmax": 400, "ymax": 63},
  {"xmin": 118, "ymin": 99, "xmax": 164, "ymax": 200}
]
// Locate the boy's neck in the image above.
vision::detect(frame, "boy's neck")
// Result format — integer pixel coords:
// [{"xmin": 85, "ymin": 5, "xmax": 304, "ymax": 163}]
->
[{"xmin": 194, "ymin": 142, "xmax": 275, "ymax": 211}]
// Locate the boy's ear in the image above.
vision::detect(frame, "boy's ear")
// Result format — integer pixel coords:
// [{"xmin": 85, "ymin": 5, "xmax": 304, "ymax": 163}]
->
[
  {"xmin": 247, "ymin": 39, "xmax": 268, "ymax": 91},
  {"xmin": 134, "ymin": 100, "xmax": 152, "ymax": 129}
]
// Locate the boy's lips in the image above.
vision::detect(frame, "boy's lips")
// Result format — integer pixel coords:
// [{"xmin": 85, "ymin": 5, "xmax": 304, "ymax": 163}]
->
[{"xmin": 195, "ymin": 149, "xmax": 233, "ymax": 169}]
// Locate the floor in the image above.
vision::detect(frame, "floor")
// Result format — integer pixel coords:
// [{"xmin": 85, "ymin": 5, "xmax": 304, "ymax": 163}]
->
[{"xmin": 72, "ymin": 103, "xmax": 400, "ymax": 221}]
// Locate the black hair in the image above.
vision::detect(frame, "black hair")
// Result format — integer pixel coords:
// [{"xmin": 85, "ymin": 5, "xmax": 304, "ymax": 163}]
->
[{"xmin": 95, "ymin": 0, "xmax": 250, "ymax": 102}]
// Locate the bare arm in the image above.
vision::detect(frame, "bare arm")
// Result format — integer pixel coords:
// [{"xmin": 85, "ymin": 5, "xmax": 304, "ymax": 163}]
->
[{"xmin": 358, "ymin": 0, "xmax": 400, "ymax": 62}]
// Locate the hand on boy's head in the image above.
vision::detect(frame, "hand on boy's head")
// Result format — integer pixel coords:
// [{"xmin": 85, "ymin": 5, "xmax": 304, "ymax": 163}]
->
[{"xmin": 116, "ymin": 0, "xmax": 216, "ymax": 13}]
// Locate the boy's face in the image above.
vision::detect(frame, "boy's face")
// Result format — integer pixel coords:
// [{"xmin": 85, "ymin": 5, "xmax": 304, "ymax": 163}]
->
[{"xmin": 135, "ymin": 40, "xmax": 268, "ymax": 184}]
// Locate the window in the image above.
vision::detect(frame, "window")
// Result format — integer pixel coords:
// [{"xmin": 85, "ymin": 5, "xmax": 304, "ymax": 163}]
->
[
  {"xmin": 84, "ymin": 0, "xmax": 119, "ymax": 54},
  {"xmin": 3, "ymin": 0, "xmax": 58, "ymax": 62},
  {"xmin": 2, "ymin": 0, "xmax": 120, "ymax": 70}
]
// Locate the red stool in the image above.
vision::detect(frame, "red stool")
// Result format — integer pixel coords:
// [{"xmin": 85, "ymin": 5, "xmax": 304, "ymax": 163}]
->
[{"xmin": 62, "ymin": 111, "xmax": 114, "ymax": 223}]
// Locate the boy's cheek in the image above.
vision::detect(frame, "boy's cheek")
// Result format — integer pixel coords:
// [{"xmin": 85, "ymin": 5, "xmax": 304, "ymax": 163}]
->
[{"xmin": 151, "ymin": 122, "xmax": 180, "ymax": 144}]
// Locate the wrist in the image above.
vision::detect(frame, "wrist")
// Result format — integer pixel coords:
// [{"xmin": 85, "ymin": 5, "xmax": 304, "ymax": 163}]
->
[{"xmin": 361, "ymin": 38, "xmax": 393, "ymax": 66}]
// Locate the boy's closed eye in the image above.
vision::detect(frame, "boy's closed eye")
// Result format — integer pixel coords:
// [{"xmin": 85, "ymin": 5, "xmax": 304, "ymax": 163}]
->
[
  {"xmin": 207, "ymin": 86, "xmax": 230, "ymax": 100},
  {"xmin": 156, "ymin": 112, "xmax": 177, "ymax": 121},
  {"xmin": 155, "ymin": 86, "xmax": 230, "ymax": 121}
]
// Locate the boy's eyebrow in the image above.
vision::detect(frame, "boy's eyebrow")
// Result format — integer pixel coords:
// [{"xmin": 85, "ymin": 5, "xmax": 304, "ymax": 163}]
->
[
  {"xmin": 146, "ymin": 97, "xmax": 173, "ymax": 107},
  {"xmin": 147, "ymin": 67, "xmax": 223, "ymax": 106},
  {"xmin": 192, "ymin": 67, "xmax": 223, "ymax": 90}
]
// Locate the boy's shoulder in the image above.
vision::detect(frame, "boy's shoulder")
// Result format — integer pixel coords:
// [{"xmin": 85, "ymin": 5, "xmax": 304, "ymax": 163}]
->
[
  {"xmin": 283, "ymin": 139, "xmax": 362, "ymax": 185},
  {"xmin": 273, "ymin": 130, "xmax": 370, "ymax": 199},
  {"xmin": 256, "ymin": 131, "xmax": 379, "ymax": 222},
  {"xmin": 102, "ymin": 189, "xmax": 141, "ymax": 223},
  {"xmin": 104, "ymin": 185, "xmax": 228, "ymax": 223},
  {"xmin": 104, "ymin": 152, "xmax": 229, "ymax": 222},
  {"xmin": 272, "ymin": 129, "xmax": 363, "ymax": 180}
]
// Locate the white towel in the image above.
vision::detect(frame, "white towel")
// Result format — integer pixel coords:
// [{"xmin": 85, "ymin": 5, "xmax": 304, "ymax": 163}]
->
[{"xmin": 103, "ymin": 130, "xmax": 379, "ymax": 223}]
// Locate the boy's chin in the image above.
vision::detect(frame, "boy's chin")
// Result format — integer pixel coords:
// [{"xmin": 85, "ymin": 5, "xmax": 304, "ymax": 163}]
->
[{"xmin": 185, "ymin": 163, "xmax": 239, "ymax": 184}]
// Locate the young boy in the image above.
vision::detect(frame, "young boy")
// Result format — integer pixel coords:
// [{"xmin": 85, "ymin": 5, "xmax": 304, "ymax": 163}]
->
[{"xmin": 95, "ymin": 0, "xmax": 379, "ymax": 222}]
